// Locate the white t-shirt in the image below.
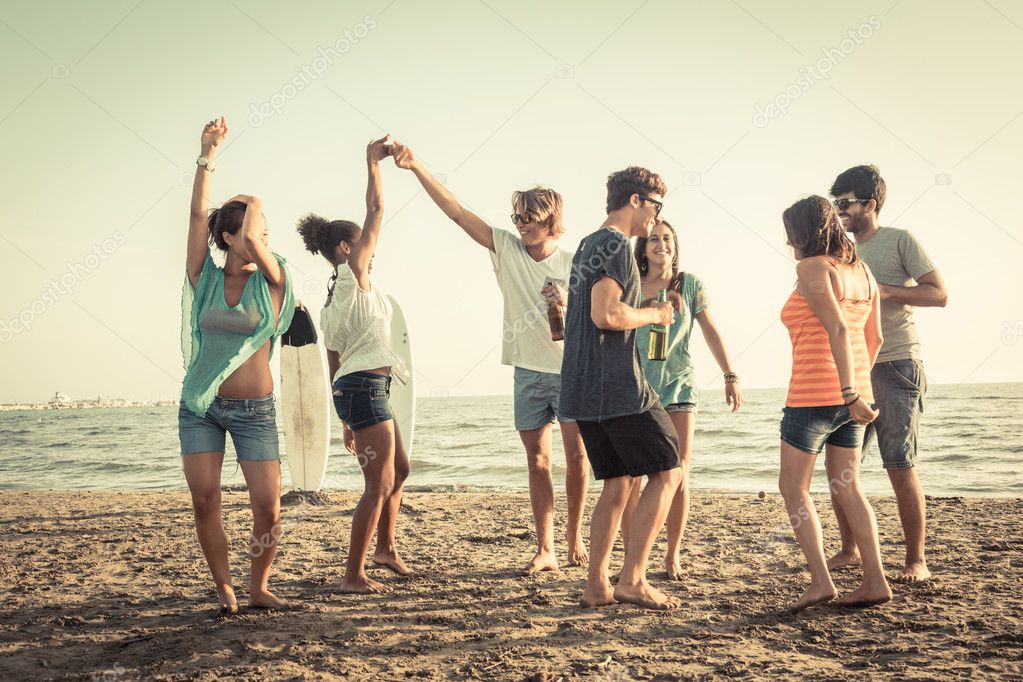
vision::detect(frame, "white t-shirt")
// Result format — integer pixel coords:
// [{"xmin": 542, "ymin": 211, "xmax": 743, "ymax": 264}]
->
[
  {"xmin": 319, "ymin": 265, "xmax": 409, "ymax": 383},
  {"xmin": 488, "ymin": 227, "xmax": 574, "ymax": 375}
]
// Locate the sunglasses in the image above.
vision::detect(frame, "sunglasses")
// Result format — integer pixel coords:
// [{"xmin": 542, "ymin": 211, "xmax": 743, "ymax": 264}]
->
[
  {"xmin": 833, "ymin": 198, "xmax": 871, "ymax": 211},
  {"xmin": 511, "ymin": 213, "xmax": 537, "ymax": 225},
  {"xmin": 638, "ymin": 195, "xmax": 663, "ymax": 217}
]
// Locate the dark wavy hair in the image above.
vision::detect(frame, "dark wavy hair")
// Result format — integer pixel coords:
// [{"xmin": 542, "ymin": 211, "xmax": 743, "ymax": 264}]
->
[
  {"xmin": 296, "ymin": 214, "xmax": 360, "ymax": 263},
  {"xmin": 783, "ymin": 195, "xmax": 859, "ymax": 263},
  {"xmin": 207, "ymin": 201, "xmax": 248, "ymax": 251},
  {"xmin": 634, "ymin": 219, "xmax": 684, "ymax": 292},
  {"xmin": 605, "ymin": 166, "xmax": 667, "ymax": 214},
  {"xmin": 830, "ymin": 164, "xmax": 886, "ymax": 215}
]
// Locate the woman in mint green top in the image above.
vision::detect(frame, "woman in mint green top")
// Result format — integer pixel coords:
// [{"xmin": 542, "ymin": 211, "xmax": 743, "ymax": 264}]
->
[
  {"xmin": 623, "ymin": 219, "xmax": 743, "ymax": 581},
  {"xmin": 178, "ymin": 117, "xmax": 295, "ymax": 616}
]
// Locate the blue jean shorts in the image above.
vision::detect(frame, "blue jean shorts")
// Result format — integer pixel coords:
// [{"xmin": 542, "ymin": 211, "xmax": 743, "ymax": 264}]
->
[
  {"xmin": 333, "ymin": 371, "xmax": 394, "ymax": 431},
  {"xmin": 514, "ymin": 367, "xmax": 575, "ymax": 432},
  {"xmin": 864, "ymin": 359, "xmax": 927, "ymax": 469},
  {"xmin": 179, "ymin": 394, "xmax": 280, "ymax": 461},
  {"xmin": 780, "ymin": 404, "xmax": 865, "ymax": 456}
]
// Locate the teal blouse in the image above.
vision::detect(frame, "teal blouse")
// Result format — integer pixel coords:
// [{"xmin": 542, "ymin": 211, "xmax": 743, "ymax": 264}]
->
[
  {"xmin": 635, "ymin": 273, "xmax": 709, "ymax": 408},
  {"xmin": 180, "ymin": 251, "xmax": 295, "ymax": 417}
]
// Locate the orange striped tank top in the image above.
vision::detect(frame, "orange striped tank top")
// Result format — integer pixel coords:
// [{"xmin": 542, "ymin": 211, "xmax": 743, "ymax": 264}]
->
[{"xmin": 781, "ymin": 260, "xmax": 874, "ymax": 407}]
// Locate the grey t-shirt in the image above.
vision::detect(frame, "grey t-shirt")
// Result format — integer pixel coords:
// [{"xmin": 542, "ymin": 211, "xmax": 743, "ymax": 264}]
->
[
  {"xmin": 855, "ymin": 226, "xmax": 936, "ymax": 363},
  {"xmin": 559, "ymin": 227, "xmax": 659, "ymax": 421}
]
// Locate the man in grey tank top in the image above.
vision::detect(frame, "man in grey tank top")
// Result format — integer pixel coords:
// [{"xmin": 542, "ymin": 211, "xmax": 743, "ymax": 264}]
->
[{"xmin": 828, "ymin": 165, "xmax": 949, "ymax": 583}]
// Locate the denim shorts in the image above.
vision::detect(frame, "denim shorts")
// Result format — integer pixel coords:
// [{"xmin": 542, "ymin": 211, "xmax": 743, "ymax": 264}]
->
[
  {"xmin": 864, "ymin": 359, "xmax": 927, "ymax": 469},
  {"xmin": 780, "ymin": 404, "xmax": 864, "ymax": 456},
  {"xmin": 332, "ymin": 371, "xmax": 394, "ymax": 431},
  {"xmin": 513, "ymin": 367, "xmax": 576, "ymax": 432},
  {"xmin": 179, "ymin": 394, "xmax": 280, "ymax": 461},
  {"xmin": 665, "ymin": 402, "xmax": 697, "ymax": 415}
]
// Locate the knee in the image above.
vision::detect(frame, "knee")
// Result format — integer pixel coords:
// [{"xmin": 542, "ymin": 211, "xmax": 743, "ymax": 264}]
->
[
  {"xmin": 366, "ymin": 475, "xmax": 396, "ymax": 501},
  {"xmin": 527, "ymin": 450, "xmax": 552, "ymax": 474},
  {"xmin": 191, "ymin": 490, "xmax": 221, "ymax": 519},
  {"xmin": 251, "ymin": 500, "xmax": 280, "ymax": 526},
  {"xmin": 777, "ymin": 476, "xmax": 804, "ymax": 501},
  {"xmin": 393, "ymin": 461, "xmax": 410, "ymax": 487}
]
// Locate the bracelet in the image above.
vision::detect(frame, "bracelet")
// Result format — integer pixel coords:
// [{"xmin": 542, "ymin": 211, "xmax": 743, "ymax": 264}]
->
[
  {"xmin": 844, "ymin": 393, "xmax": 860, "ymax": 406},
  {"xmin": 724, "ymin": 372, "xmax": 738, "ymax": 383},
  {"xmin": 841, "ymin": 386, "xmax": 855, "ymax": 394}
]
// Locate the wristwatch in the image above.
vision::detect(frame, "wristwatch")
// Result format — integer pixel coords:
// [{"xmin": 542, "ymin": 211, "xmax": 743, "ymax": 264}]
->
[{"xmin": 196, "ymin": 155, "xmax": 216, "ymax": 172}]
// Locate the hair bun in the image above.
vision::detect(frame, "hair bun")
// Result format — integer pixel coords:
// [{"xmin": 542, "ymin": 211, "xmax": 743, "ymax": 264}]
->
[{"xmin": 296, "ymin": 213, "xmax": 332, "ymax": 255}]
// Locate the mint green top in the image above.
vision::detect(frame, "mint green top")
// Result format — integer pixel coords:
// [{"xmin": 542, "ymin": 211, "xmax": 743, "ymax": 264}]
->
[
  {"xmin": 636, "ymin": 273, "xmax": 708, "ymax": 408},
  {"xmin": 180, "ymin": 250, "xmax": 295, "ymax": 417}
]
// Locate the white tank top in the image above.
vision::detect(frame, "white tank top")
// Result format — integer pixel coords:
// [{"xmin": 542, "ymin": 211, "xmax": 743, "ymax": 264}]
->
[{"xmin": 319, "ymin": 265, "xmax": 409, "ymax": 383}]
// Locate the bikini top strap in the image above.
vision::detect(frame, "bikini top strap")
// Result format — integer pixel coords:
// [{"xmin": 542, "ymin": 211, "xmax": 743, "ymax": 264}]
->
[{"xmin": 860, "ymin": 259, "xmax": 872, "ymax": 299}]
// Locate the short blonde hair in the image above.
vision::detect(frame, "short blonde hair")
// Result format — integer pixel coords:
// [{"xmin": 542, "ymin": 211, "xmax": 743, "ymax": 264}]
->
[{"xmin": 512, "ymin": 186, "xmax": 564, "ymax": 239}]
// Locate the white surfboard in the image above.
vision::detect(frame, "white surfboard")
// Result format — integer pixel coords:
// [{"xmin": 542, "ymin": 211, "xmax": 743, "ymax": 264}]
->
[
  {"xmin": 280, "ymin": 305, "xmax": 331, "ymax": 492},
  {"xmin": 388, "ymin": 295, "xmax": 415, "ymax": 458}
]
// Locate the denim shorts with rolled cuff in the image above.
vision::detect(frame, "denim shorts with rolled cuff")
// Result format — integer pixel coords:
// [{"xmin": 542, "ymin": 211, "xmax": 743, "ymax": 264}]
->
[
  {"xmin": 332, "ymin": 371, "xmax": 394, "ymax": 431},
  {"xmin": 779, "ymin": 404, "xmax": 865, "ymax": 456},
  {"xmin": 513, "ymin": 366, "xmax": 576, "ymax": 432},
  {"xmin": 863, "ymin": 359, "xmax": 926, "ymax": 469},
  {"xmin": 665, "ymin": 401, "xmax": 697, "ymax": 415},
  {"xmin": 179, "ymin": 394, "xmax": 280, "ymax": 461}
]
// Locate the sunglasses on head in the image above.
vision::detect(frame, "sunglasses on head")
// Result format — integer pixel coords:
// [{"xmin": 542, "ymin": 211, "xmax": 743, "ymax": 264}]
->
[
  {"xmin": 833, "ymin": 198, "xmax": 871, "ymax": 211},
  {"xmin": 638, "ymin": 195, "xmax": 663, "ymax": 217},
  {"xmin": 511, "ymin": 213, "xmax": 537, "ymax": 225}
]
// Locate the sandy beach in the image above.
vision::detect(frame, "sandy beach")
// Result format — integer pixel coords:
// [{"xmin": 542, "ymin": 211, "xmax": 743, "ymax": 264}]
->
[{"xmin": 1, "ymin": 490, "xmax": 1020, "ymax": 681}]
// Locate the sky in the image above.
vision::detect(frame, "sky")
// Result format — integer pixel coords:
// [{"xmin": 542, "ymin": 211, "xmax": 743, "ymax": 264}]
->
[{"xmin": 0, "ymin": 0, "xmax": 1021, "ymax": 403}]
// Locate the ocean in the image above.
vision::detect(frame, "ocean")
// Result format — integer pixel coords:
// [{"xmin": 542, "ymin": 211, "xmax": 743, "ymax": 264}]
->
[{"xmin": 1, "ymin": 383, "xmax": 1020, "ymax": 497}]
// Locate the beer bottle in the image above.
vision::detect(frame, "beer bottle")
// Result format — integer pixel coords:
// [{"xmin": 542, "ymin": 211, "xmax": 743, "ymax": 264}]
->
[
  {"xmin": 648, "ymin": 288, "xmax": 669, "ymax": 361},
  {"xmin": 546, "ymin": 278, "xmax": 565, "ymax": 342}
]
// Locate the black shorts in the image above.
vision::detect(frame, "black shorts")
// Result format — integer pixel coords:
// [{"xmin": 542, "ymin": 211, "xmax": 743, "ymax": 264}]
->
[{"xmin": 577, "ymin": 405, "xmax": 680, "ymax": 480}]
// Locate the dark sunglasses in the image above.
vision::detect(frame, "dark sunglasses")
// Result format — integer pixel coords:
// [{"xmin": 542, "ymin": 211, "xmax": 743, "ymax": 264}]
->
[
  {"xmin": 833, "ymin": 198, "xmax": 871, "ymax": 211},
  {"xmin": 511, "ymin": 213, "xmax": 537, "ymax": 225},
  {"xmin": 638, "ymin": 195, "xmax": 663, "ymax": 217}
]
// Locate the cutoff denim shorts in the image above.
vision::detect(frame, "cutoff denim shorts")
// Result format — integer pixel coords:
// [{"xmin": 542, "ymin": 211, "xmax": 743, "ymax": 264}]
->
[
  {"xmin": 332, "ymin": 371, "xmax": 394, "ymax": 431},
  {"xmin": 178, "ymin": 394, "xmax": 280, "ymax": 461}
]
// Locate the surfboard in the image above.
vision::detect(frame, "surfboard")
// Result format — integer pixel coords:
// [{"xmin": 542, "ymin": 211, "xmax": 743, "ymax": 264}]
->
[
  {"xmin": 279, "ymin": 305, "xmax": 331, "ymax": 492},
  {"xmin": 388, "ymin": 295, "xmax": 415, "ymax": 458}
]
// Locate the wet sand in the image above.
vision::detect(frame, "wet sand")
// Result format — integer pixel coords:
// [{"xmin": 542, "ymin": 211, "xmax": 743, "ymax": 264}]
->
[{"xmin": 1, "ymin": 490, "xmax": 1021, "ymax": 680}]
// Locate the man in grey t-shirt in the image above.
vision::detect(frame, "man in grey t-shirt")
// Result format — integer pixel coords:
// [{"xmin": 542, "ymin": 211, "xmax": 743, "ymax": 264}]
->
[
  {"xmin": 829, "ymin": 165, "xmax": 949, "ymax": 583},
  {"xmin": 562, "ymin": 166, "xmax": 680, "ymax": 611}
]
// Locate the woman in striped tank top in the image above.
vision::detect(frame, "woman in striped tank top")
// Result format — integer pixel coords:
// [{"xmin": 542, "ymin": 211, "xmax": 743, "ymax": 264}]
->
[{"xmin": 777, "ymin": 196, "xmax": 891, "ymax": 613}]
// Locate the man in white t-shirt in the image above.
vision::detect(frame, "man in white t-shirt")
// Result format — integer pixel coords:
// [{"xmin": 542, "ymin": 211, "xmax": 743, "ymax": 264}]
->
[{"xmin": 392, "ymin": 141, "xmax": 590, "ymax": 575}]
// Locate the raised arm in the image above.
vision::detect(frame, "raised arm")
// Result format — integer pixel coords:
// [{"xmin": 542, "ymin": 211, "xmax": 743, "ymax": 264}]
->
[
  {"xmin": 223, "ymin": 195, "xmax": 284, "ymax": 290},
  {"xmin": 590, "ymin": 276, "xmax": 673, "ymax": 331},
  {"xmin": 187, "ymin": 117, "xmax": 227, "ymax": 288},
  {"xmin": 391, "ymin": 142, "xmax": 495, "ymax": 251},
  {"xmin": 348, "ymin": 135, "xmax": 392, "ymax": 291},
  {"xmin": 797, "ymin": 258, "xmax": 875, "ymax": 424}
]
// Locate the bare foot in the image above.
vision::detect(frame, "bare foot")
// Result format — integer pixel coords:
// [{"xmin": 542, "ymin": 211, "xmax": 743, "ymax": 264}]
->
[
  {"xmin": 789, "ymin": 582, "xmax": 837, "ymax": 613},
  {"xmin": 523, "ymin": 550, "xmax": 559, "ymax": 576},
  {"xmin": 579, "ymin": 580, "xmax": 615, "ymax": 608},
  {"xmin": 614, "ymin": 580, "xmax": 681, "ymax": 610},
  {"xmin": 341, "ymin": 574, "xmax": 391, "ymax": 594},
  {"xmin": 567, "ymin": 533, "xmax": 589, "ymax": 567},
  {"xmin": 827, "ymin": 549, "xmax": 862, "ymax": 571},
  {"xmin": 893, "ymin": 560, "xmax": 931, "ymax": 583},
  {"xmin": 836, "ymin": 581, "xmax": 892, "ymax": 608},
  {"xmin": 216, "ymin": 585, "xmax": 238, "ymax": 617},
  {"xmin": 665, "ymin": 557, "xmax": 686, "ymax": 581},
  {"xmin": 249, "ymin": 588, "xmax": 287, "ymax": 609},
  {"xmin": 372, "ymin": 551, "xmax": 416, "ymax": 577}
]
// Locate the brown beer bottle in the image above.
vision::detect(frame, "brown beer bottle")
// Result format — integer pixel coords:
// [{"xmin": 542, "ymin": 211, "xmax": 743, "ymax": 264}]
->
[
  {"xmin": 648, "ymin": 288, "xmax": 669, "ymax": 361},
  {"xmin": 546, "ymin": 278, "xmax": 565, "ymax": 341}
]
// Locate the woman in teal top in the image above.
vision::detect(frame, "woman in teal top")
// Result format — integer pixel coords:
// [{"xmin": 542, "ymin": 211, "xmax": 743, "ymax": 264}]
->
[
  {"xmin": 624, "ymin": 219, "xmax": 743, "ymax": 580},
  {"xmin": 179, "ymin": 117, "xmax": 295, "ymax": 616}
]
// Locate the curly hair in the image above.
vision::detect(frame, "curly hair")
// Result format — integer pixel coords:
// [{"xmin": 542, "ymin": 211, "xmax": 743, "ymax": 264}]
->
[
  {"xmin": 512, "ymin": 186, "xmax": 565, "ymax": 238},
  {"xmin": 783, "ymin": 195, "xmax": 858, "ymax": 264},
  {"xmin": 830, "ymin": 164, "xmax": 886, "ymax": 215},
  {"xmin": 605, "ymin": 166, "xmax": 667, "ymax": 214},
  {"xmin": 296, "ymin": 214, "xmax": 360, "ymax": 262}
]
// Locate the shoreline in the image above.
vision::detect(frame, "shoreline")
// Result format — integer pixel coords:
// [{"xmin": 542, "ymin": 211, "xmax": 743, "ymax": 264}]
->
[{"xmin": 2, "ymin": 490, "xmax": 1020, "ymax": 680}]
